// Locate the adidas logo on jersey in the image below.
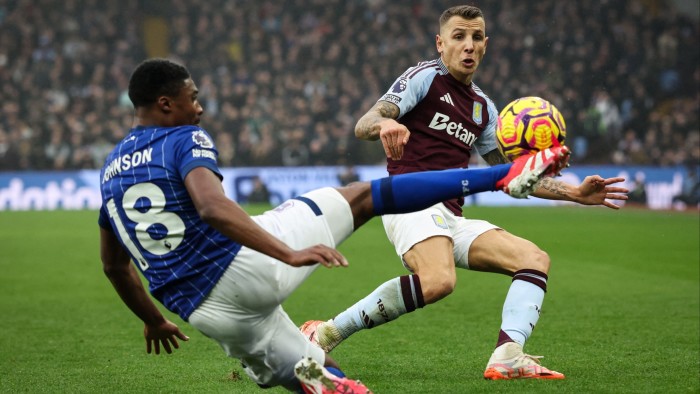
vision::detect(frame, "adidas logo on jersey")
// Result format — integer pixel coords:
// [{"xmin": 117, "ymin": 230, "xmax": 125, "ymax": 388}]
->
[{"xmin": 439, "ymin": 93, "xmax": 454, "ymax": 106}]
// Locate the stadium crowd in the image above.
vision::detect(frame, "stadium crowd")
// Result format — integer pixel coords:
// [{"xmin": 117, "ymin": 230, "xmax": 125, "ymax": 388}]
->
[{"xmin": 0, "ymin": 0, "xmax": 697, "ymax": 171}]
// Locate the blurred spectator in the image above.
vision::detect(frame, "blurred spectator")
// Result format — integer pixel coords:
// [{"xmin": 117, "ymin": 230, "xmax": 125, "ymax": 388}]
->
[
  {"xmin": 0, "ymin": 129, "xmax": 19, "ymax": 170},
  {"xmin": 281, "ymin": 127, "xmax": 310, "ymax": 167},
  {"xmin": 43, "ymin": 123, "xmax": 71, "ymax": 169},
  {"xmin": 0, "ymin": 0, "xmax": 697, "ymax": 169},
  {"xmin": 214, "ymin": 131, "xmax": 236, "ymax": 167},
  {"xmin": 338, "ymin": 166, "xmax": 360, "ymax": 186},
  {"xmin": 246, "ymin": 176, "xmax": 271, "ymax": 204},
  {"xmin": 627, "ymin": 172, "xmax": 648, "ymax": 207},
  {"xmin": 672, "ymin": 166, "xmax": 700, "ymax": 209},
  {"xmin": 612, "ymin": 129, "xmax": 646, "ymax": 165}
]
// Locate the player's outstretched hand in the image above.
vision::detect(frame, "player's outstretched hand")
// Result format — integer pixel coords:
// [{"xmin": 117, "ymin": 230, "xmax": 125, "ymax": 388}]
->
[
  {"xmin": 576, "ymin": 175, "xmax": 629, "ymax": 209},
  {"xmin": 144, "ymin": 319, "xmax": 189, "ymax": 355},
  {"xmin": 285, "ymin": 245, "xmax": 349, "ymax": 268}
]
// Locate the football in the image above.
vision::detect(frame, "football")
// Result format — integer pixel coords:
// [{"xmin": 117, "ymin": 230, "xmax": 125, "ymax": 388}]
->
[{"xmin": 496, "ymin": 96, "xmax": 567, "ymax": 162}]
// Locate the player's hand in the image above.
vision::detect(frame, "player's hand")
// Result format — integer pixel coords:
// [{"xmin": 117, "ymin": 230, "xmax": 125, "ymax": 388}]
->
[
  {"xmin": 576, "ymin": 175, "xmax": 629, "ymax": 209},
  {"xmin": 378, "ymin": 119, "xmax": 410, "ymax": 160},
  {"xmin": 144, "ymin": 319, "xmax": 189, "ymax": 355},
  {"xmin": 285, "ymin": 245, "xmax": 349, "ymax": 268}
]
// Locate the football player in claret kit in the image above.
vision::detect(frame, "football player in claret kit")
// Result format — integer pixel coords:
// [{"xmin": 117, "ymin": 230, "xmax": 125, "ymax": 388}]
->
[
  {"xmin": 98, "ymin": 58, "xmax": 570, "ymax": 393},
  {"xmin": 301, "ymin": 4, "xmax": 629, "ymax": 381}
]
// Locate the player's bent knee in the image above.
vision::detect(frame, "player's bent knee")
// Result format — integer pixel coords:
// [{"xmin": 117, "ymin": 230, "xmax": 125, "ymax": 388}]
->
[
  {"xmin": 420, "ymin": 272, "xmax": 456, "ymax": 303},
  {"xmin": 521, "ymin": 248, "xmax": 550, "ymax": 273}
]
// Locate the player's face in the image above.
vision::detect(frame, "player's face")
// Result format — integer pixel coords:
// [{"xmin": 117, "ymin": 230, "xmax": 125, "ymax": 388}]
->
[
  {"xmin": 169, "ymin": 78, "xmax": 203, "ymax": 126},
  {"xmin": 436, "ymin": 16, "xmax": 488, "ymax": 85}
]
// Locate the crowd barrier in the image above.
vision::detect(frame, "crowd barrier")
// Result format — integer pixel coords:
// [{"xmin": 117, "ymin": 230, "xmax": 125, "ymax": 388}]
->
[{"xmin": 0, "ymin": 165, "xmax": 690, "ymax": 211}]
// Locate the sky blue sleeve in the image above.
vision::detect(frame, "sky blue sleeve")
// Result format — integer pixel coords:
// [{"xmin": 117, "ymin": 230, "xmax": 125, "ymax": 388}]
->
[
  {"xmin": 378, "ymin": 65, "xmax": 437, "ymax": 118},
  {"xmin": 474, "ymin": 97, "xmax": 500, "ymax": 156}
]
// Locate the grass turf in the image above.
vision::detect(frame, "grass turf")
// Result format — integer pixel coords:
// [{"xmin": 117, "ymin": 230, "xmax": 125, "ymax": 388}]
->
[{"xmin": 0, "ymin": 206, "xmax": 698, "ymax": 393}]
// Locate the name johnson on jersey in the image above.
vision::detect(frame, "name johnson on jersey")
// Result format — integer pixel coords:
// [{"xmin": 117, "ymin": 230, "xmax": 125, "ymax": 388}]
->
[{"xmin": 102, "ymin": 147, "xmax": 153, "ymax": 184}]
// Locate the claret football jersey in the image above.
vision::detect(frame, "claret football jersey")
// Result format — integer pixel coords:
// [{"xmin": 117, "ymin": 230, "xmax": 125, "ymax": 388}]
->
[
  {"xmin": 98, "ymin": 125, "xmax": 241, "ymax": 320},
  {"xmin": 379, "ymin": 57, "xmax": 500, "ymax": 215}
]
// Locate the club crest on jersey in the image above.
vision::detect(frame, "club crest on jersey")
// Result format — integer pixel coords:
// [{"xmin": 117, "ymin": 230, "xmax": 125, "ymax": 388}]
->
[
  {"xmin": 431, "ymin": 214, "xmax": 448, "ymax": 229},
  {"xmin": 391, "ymin": 77, "xmax": 408, "ymax": 93},
  {"xmin": 274, "ymin": 200, "xmax": 294, "ymax": 212},
  {"xmin": 192, "ymin": 130, "xmax": 214, "ymax": 148},
  {"xmin": 472, "ymin": 102, "xmax": 483, "ymax": 125}
]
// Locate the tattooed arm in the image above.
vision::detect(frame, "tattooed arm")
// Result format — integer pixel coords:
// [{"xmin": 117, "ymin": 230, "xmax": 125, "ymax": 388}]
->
[
  {"xmin": 355, "ymin": 101, "xmax": 401, "ymax": 140},
  {"xmin": 355, "ymin": 101, "xmax": 409, "ymax": 160},
  {"xmin": 533, "ymin": 177, "xmax": 577, "ymax": 200},
  {"xmin": 482, "ymin": 149, "xmax": 629, "ymax": 209},
  {"xmin": 533, "ymin": 176, "xmax": 629, "ymax": 209}
]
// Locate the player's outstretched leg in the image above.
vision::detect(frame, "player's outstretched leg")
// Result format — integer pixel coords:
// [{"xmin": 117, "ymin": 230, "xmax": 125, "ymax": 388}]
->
[
  {"xmin": 483, "ymin": 342, "xmax": 565, "ymax": 380},
  {"xmin": 495, "ymin": 146, "xmax": 570, "ymax": 198},
  {"xmin": 294, "ymin": 357, "xmax": 372, "ymax": 394},
  {"xmin": 301, "ymin": 274, "xmax": 424, "ymax": 354},
  {"xmin": 368, "ymin": 145, "xmax": 571, "ymax": 217}
]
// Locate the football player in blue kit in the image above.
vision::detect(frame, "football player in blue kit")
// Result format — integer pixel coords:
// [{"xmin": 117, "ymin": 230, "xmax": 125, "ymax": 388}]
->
[{"xmin": 98, "ymin": 58, "xmax": 569, "ymax": 393}]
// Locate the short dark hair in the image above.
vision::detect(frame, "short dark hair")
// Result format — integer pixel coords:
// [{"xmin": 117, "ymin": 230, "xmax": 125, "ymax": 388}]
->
[
  {"xmin": 439, "ymin": 5, "xmax": 484, "ymax": 28},
  {"xmin": 128, "ymin": 58, "xmax": 191, "ymax": 107}
]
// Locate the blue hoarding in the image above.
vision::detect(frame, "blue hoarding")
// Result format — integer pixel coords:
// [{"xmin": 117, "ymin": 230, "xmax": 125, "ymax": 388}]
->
[{"xmin": 0, "ymin": 165, "xmax": 693, "ymax": 211}]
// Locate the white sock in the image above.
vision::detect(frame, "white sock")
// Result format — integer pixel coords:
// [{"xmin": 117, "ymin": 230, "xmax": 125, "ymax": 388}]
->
[{"xmin": 332, "ymin": 275, "xmax": 424, "ymax": 339}]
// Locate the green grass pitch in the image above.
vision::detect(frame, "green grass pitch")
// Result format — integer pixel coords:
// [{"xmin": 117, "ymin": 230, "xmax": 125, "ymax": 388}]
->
[{"xmin": 1, "ymin": 206, "xmax": 698, "ymax": 393}]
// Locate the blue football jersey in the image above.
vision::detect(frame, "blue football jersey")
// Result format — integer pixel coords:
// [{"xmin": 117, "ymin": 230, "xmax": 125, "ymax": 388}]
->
[{"xmin": 98, "ymin": 125, "xmax": 241, "ymax": 320}]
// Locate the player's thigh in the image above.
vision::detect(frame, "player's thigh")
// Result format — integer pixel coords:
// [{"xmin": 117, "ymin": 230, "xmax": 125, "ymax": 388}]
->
[
  {"xmin": 250, "ymin": 188, "xmax": 353, "ymax": 299},
  {"xmin": 402, "ymin": 235, "xmax": 457, "ymax": 303},
  {"xmin": 382, "ymin": 203, "xmax": 455, "ymax": 271},
  {"xmin": 195, "ymin": 193, "xmax": 337, "ymax": 316},
  {"xmin": 255, "ymin": 190, "xmax": 340, "ymax": 250},
  {"xmin": 250, "ymin": 307, "xmax": 326, "ymax": 390},
  {"xmin": 451, "ymin": 218, "xmax": 500, "ymax": 270},
  {"xmin": 402, "ymin": 236, "xmax": 455, "ymax": 281},
  {"xmin": 466, "ymin": 228, "xmax": 549, "ymax": 275},
  {"xmin": 295, "ymin": 187, "xmax": 354, "ymax": 247},
  {"xmin": 208, "ymin": 245, "xmax": 317, "ymax": 313},
  {"xmin": 189, "ymin": 302, "xmax": 324, "ymax": 390}
]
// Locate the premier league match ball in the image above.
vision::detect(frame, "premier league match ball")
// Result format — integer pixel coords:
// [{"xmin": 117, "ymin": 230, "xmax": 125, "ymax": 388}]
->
[{"xmin": 496, "ymin": 96, "xmax": 567, "ymax": 162}]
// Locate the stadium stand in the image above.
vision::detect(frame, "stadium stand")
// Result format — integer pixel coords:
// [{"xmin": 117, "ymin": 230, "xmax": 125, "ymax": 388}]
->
[{"xmin": 0, "ymin": 0, "xmax": 697, "ymax": 170}]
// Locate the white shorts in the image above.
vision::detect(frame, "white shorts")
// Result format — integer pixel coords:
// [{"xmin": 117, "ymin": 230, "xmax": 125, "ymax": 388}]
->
[
  {"xmin": 381, "ymin": 202, "xmax": 499, "ymax": 270},
  {"xmin": 188, "ymin": 187, "xmax": 353, "ymax": 390}
]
